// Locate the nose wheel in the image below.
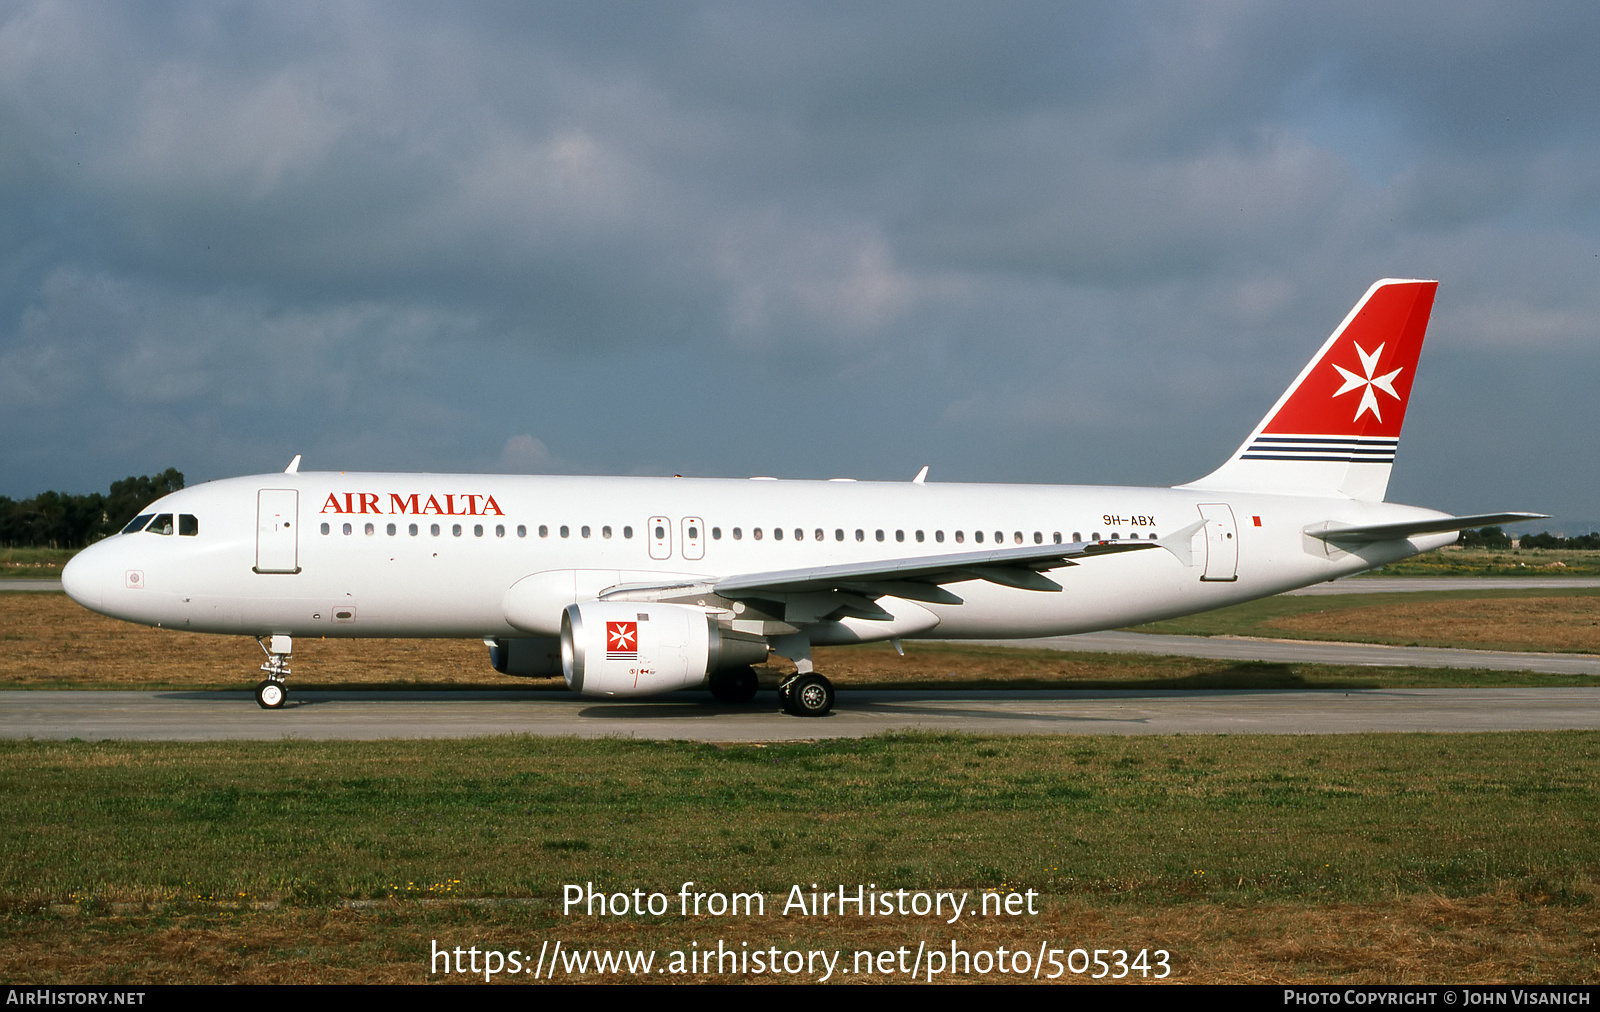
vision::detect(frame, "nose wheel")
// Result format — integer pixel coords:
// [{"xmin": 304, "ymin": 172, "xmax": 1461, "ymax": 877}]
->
[{"xmin": 253, "ymin": 634, "xmax": 293, "ymax": 710}]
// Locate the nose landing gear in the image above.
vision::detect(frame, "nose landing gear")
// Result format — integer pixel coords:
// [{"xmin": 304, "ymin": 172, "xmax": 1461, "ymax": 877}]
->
[{"xmin": 254, "ymin": 634, "xmax": 292, "ymax": 709}]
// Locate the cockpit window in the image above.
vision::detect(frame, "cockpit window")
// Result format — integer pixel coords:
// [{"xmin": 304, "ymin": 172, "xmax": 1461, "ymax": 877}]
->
[
  {"xmin": 122, "ymin": 513, "xmax": 155, "ymax": 534},
  {"xmin": 145, "ymin": 514, "xmax": 174, "ymax": 535},
  {"xmin": 179, "ymin": 514, "xmax": 199, "ymax": 537}
]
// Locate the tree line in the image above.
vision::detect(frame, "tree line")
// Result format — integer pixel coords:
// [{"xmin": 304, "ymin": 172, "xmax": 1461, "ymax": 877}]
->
[
  {"xmin": 0, "ymin": 469, "xmax": 185, "ymax": 549},
  {"xmin": 1462, "ymin": 526, "xmax": 1600, "ymax": 550}
]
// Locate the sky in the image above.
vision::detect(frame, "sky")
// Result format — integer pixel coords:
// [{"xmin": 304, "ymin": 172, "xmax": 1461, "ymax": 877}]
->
[{"xmin": 2, "ymin": 2, "xmax": 1597, "ymax": 528}]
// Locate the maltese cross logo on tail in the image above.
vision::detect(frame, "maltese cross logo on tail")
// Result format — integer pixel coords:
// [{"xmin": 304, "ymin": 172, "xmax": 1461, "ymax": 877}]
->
[
  {"xmin": 1332, "ymin": 342, "xmax": 1404, "ymax": 423},
  {"xmin": 1254, "ymin": 279, "xmax": 1436, "ymax": 441},
  {"xmin": 606, "ymin": 621, "xmax": 637, "ymax": 660}
]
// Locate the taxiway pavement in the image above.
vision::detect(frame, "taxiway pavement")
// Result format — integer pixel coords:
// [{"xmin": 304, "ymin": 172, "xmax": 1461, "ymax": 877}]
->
[{"xmin": 3, "ymin": 687, "xmax": 1596, "ymax": 741}]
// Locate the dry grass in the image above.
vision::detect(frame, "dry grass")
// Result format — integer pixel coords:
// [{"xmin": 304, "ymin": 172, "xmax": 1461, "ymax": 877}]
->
[
  {"xmin": 3, "ymin": 891, "xmax": 1596, "ymax": 983},
  {"xmin": 4, "ymin": 592, "xmax": 1596, "ymax": 690},
  {"xmin": 1264, "ymin": 596, "xmax": 1600, "ymax": 653},
  {"xmin": 0, "ymin": 593, "xmax": 489, "ymax": 688}
]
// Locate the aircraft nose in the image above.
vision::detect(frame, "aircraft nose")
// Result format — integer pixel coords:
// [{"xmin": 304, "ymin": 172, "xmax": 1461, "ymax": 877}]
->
[{"xmin": 61, "ymin": 544, "xmax": 109, "ymax": 611}]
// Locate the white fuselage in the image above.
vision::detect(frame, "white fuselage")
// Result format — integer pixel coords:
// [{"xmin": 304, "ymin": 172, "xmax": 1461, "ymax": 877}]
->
[{"xmin": 61, "ymin": 471, "xmax": 1454, "ymax": 643}]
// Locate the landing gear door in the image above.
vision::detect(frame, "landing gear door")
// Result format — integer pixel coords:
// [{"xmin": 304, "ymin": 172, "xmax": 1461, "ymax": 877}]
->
[
  {"xmin": 255, "ymin": 489, "xmax": 301, "ymax": 574},
  {"xmin": 1197, "ymin": 503, "xmax": 1238, "ymax": 582}
]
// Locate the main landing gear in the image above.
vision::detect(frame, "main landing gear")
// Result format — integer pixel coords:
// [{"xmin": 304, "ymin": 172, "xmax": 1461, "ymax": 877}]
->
[
  {"xmin": 769, "ymin": 632, "xmax": 835, "ymax": 717},
  {"xmin": 254, "ymin": 634, "xmax": 292, "ymax": 709},
  {"xmin": 779, "ymin": 672, "xmax": 835, "ymax": 717}
]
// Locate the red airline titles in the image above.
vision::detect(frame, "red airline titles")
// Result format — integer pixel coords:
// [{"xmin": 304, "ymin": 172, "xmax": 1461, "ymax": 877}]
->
[{"xmin": 319, "ymin": 493, "xmax": 506, "ymax": 516}]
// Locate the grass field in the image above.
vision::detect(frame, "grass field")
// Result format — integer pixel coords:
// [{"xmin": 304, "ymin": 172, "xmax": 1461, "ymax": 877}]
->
[
  {"xmin": 1130, "ymin": 587, "xmax": 1600, "ymax": 653},
  {"xmin": 1, "ymin": 733, "xmax": 1596, "ymax": 983},
  {"xmin": 1373, "ymin": 547, "xmax": 1600, "ymax": 576},
  {"xmin": 0, "ymin": 547, "xmax": 74, "ymax": 579},
  {"xmin": 4, "ymin": 584, "xmax": 1598, "ymax": 983}
]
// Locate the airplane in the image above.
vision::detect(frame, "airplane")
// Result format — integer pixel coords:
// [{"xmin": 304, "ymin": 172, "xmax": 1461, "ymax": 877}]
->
[{"xmin": 61, "ymin": 279, "xmax": 1542, "ymax": 716}]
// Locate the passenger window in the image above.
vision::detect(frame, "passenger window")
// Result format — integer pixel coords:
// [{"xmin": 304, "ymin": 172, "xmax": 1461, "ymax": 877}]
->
[
  {"xmin": 517, "ymin": 525, "xmax": 526, "ymax": 538},
  {"xmin": 875, "ymin": 529, "xmax": 884, "ymax": 542},
  {"xmin": 772, "ymin": 528, "xmax": 781, "ymax": 540},
  {"xmin": 431, "ymin": 524, "xmax": 441, "ymax": 536},
  {"xmin": 474, "ymin": 524, "xmax": 484, "ymax": 537},
  {"xmin": 122, "ymin": 513, "xmax": 154, "ymax": 534},
  {"xmin": 179, "ymin": 515, "xmax": 199, "ymax": 536},
  {"xmin": 795, "ymin": 528, "xmax": 804, "ymax": 541},
  {"xmin": 452, "ymin": 524, "xmax": 462, "ymax": 537},
  {"xmin": 733, "ymin": 528, "xmax": 742, "ymax": 540},
  {"xmin": 974, "ymin": 531, "xmax": 984, "ymax": 543},
  {"xmin": 712, "ymin": 527, "xmax": 721, "ymax": 540},
  {"xmin": 915, "ymin": 530, "xmax": 924, "ymax": 542},
  {"xmin": 410, "ymin": 523, "xmax": 419, "ymax": 536},
  {"xmin": 935, "ymin": 530, "xmax": 944, "ymax": 543},
  {"xmin": 343, "ymin": 523, "xmax": 353, "ymax": 535},
  {"xmin": 539, "ymin": 525, "xmax": 549, "ymax": 538},
  {"xmin": 602, "ymin": 526, "xmax": 612, "ymax": 539},
  {"xmin": 995, "ymin": 531, "xmax": 1004, "ymax": 544},
  {"xmin": 321, "ymin": 522, "xmax": 331, "ymax": 535},
  {"xmin": 623, "ymin": 526, "xmax": 633, "ymax": 539},
  {"xmin": 689, "ymin": 525, "xmax": 699, "ymax": 539},
  {"xmin": 1073, "ymin": 532, "xmax": 1082, "ymax": 542},
  {"xmin": 388, "ymin": 523, "xmax": 397, "ymax": 536},
  {"xmin": 1053, "ymin": 532, "xmax": 1061, "ymax": 544},
  {"xmin": 955, "ymin": 531, "xmax": 964, "ymax": 543},
  {"xmin": 835, "ymin": 529, "xmax": 844, "ymax": 541},
  {"xmin": 895, "ymin": 530, "xmax": 904, "ymax": 542},
  {"xmin": 496, "ymin": 525, "xmax": 505, "ymax": 537},
  {"xmin": 1091, "ymin": 532, "xmax": 1101, "ymax": 541},
  {"xmin": 581, "ymin": 525, "xmax": 590, "ymax": 538},
  {"xmin": 754, "ymin": 528, "xmax": 764, "ymax": 540},
  {"xmin": 653, "ymin": 524, "xmax": 664, "ymax": 539},
  {"xmin": 147, "ymin": 514, "xmax": 174, "ymax": 535},
  {"xmin": 561, "ymin": 525, "xmax": 570, "ymax": 538},
  {"xmin": 855, "ymin": 529, "xmax": 864, "ymax": 542},
  {"xmin": 1015, "ymin": 532, "xmax": 1023, "ymax": 544},
  {"xmin": 365, "ymin": 522, "xmax": 375, "ymax": 536},
  {"xmin": 815, "ymin": 529, "xmax": 824, "ymax": 541}
]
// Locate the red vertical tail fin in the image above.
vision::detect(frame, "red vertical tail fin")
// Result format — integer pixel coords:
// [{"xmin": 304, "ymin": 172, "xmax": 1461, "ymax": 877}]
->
[{"xmin": 1179, "ymin": 279, "xmax": 1438, "ymax": 501}]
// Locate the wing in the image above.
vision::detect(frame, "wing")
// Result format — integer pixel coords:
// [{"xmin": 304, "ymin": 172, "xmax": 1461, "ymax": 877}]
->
[{"xmin": 597, "ymin": 538, "xmax": 1164, "ymax": 623}]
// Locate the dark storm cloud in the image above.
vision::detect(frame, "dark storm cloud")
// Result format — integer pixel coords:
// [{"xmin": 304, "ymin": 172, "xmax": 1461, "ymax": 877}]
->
[{"xmin": 1, "ymin": 2, "xmax": 1596, "ymax": 525}]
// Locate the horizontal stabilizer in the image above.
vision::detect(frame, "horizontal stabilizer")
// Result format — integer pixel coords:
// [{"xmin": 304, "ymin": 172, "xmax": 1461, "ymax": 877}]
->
[{"xmin": 1308, "ymin": 512, "xmax": 1549, "ymax": 545}]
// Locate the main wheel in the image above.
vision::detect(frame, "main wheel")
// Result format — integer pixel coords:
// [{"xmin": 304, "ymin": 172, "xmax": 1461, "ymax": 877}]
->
[
  {"xmin": 784, "ymin": 673, "xmax": 834, "ymax": 717},
  {"xmin": 709, "ymin": 665, "xmax": 759, "ymax": 703},
  {"xmin": 255, "ymin": 679, "xmax": 287, "ymax": 709}
]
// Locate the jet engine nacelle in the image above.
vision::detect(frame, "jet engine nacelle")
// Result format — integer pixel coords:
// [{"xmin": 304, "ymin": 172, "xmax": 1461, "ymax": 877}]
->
[{"xmin": 560, "ymin": 601, "xmax": 768, "ymax": 697}]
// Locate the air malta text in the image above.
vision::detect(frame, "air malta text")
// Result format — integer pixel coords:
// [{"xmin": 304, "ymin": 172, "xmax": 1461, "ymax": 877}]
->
[{"xmin": 319, "ymin": 493, "xmax": 506, "ymax": 517}]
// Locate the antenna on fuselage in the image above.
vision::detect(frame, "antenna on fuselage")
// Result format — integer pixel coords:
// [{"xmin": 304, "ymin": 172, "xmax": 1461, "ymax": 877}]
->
[
  {"xmin": 912, "ymin": 465, "xmax": 929, "ymax": 484},
  {"xmin": 284, "ymin": 454, "xmax": 302, "ymax": 474}
]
